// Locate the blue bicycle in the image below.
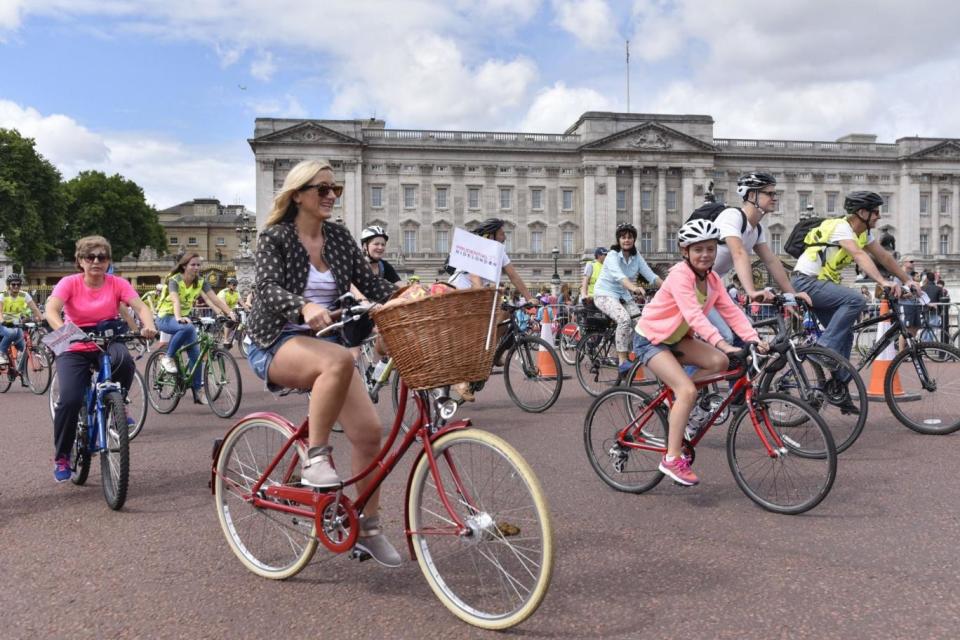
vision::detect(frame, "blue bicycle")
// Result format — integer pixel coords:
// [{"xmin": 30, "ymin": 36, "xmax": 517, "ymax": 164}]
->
[{"xmin": 67, "ymin": 329, "xmax": 141, "ymax": 510}]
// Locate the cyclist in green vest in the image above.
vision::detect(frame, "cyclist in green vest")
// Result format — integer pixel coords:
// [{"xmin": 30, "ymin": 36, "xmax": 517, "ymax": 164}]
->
[
  {"xmin": 155, "ymin": 253, "xmax": 237, "ymax": 404},
  {"xmin": 217, "ymin": 277, "xmax": 241, "ymax": 310},
  {"xmin": 0, "ymin": 273, "xmax": 43, "ymax": 366},
  {"xmin": 579, "ymin": 246, "xmax": 608, "ymax": 302},
  {"xmin": 791, "ymin": 191, "xmax": 917, "ymax": 362}
]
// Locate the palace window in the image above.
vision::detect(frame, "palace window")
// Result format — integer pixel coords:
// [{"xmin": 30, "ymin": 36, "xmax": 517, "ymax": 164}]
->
[
  {"xmin": 468, "ymin": 187, "xmax": 480, "ymax": 209},
  {"xmin": 920, "ymin": 233, "xmax": 929, "ymax": 256},
  {"xmin": 403, "ymin": 185, "xmax": 416, "ymax": 209},
  {"xmin": 435, "ymin": 187, "xmax": 448, "ymax": 209},
  {"xmin": 617, "ymin": 189, "xmax": 626, "ymax": 211},
  {"xmin": 772, "ymin": 233, "xmax": 782, "ymax": 255},
  {"xmin": 562, "ymin": 189, "xmax": 574, "ymax": 211},
  {"xmin": 500, "ymin": 188, "xmax": 512, "ymax": 210},
  {"xmin": 641, "ymin": 190, "xmax": 652, "ymax": 211},
  {"xmin": 940, "ymin": 234, "xmax": 950, "ymax": 255},
  {"xmin": 666, "ymin": 190, "xmax": 677, "ymax": 211},
  {"xmin": 371, "ymin": 186, "xmax": 383, "ymax": 208},
  {"xmin": 530, "ymin": 230, "xmax": 543, "ymax": 253},
  {"xmin": 403, "ymin": 229, "xmax": 417, "ymax": 254},
  {"xmin": 920, "ymin": 194, "xmax": 930, "ymax": 215},
  {"xmin": 435, "ymin": 228, "xmax": 449, "ymax": 254},
  {"xmin": 531, "ymin": 188, "xmax": 543, "ymax": 211},
  {"xmin": 562, "ymin": 230, "xmax": 574, "ymax": 254},
  {"xmin": 640, "ymin": 232, "xmax": 653, "ymax": 254}
]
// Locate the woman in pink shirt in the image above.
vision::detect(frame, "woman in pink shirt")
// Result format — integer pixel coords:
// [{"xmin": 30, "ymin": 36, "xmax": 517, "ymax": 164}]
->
[
  {"xmin": 44, "ymin": 236, "xmax": 158, "ymax": 483},
  {"xmin": 633, "ymin": 220, "xmax": 767, "ymax": 487}
]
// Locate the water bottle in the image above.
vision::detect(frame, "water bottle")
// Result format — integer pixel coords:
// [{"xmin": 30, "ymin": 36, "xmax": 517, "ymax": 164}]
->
[{"xmin": 372, "ymin": 359, "xmax": 389, "ymax": 383}]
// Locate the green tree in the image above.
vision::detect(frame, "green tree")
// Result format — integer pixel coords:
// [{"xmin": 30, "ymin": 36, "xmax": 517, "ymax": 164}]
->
[
  {"xmin": 61, "ymin": 170, "xmax": 167, "ymax": 260},
  {"xmin": 0, "ymin": 128, "xmax": 67, "ymax": 266}
]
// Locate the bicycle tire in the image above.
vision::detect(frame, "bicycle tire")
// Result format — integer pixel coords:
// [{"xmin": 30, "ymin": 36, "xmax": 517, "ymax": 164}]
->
[
  {"xmin": 145, "ymin": 350, "xmax": 182, "ymax": 414},
  {"xmin": 408, "ymin": 429, "xmax": 553, "ymax": 630},
  {"xmin": 503, "ymin": 336, "xmax": 562, "ymax": 413},
  {"xmin": 0, "ymin": 365, "xmax": 11, "ymax": 393},
  {"xmin": 726, "ymin": 393, "xmax": 836, "ymax": 515},
  {"xmin": 205, "ymin": 348, "xmax": 243, "ymax": 418},
  {"xmin": 214, "ymin": 416, "xmax": 318, "ymax": 579},
  {"xmin": 25, "ymin": 346, "xmax": 52, "ymax": 395},
  {"xmin": 71, "ymin": 406, "xmax": 91, "ymax": 486},
  {"xmin": 884, "ymin": 341, "xmax": 960, "ymax": 434},
  {"xmin": 100, "ymin": 391, "xmax": 130, "ymax": 510},
  {"xmin": 575, "ymin": 332, "xmax": 618, "ymax": 396},
  {"xmin": 557, "ymin": 326, "xmax": 578, "ymax": 366},
  {"xmin": 583, "ymin": 386, "xmax": 667, "ymax": 493},
  {"xmin": 758, "ymin": 345, "xmax": 867, "ymax": 455},
  {"xmin": 126, "ymin": 369, "xmax": 148, "ymax": 441}
]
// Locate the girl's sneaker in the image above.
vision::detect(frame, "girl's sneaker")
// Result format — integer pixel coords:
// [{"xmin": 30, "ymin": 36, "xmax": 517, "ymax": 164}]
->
[{"xmin": 659, "ymin": 455, "xmax": 699, "ymax": 486}]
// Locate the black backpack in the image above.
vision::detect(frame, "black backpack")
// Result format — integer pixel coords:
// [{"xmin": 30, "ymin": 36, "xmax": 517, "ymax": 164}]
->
[
  {"xmin": 685, "ymin": 203, "xmax": 757, "ymax": 243},
  {"xmin": 783, "ymin": 217, "xmax": 836, "ymax": 259}
]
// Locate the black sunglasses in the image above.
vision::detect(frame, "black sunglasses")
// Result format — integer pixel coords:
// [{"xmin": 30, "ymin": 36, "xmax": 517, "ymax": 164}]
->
[
  {"xmin": 300, "ymin": 183, "xmax": 343, "ymax": 198},
  {"xmin": 82, "ymin": 253, "xmax": 110, "ymax": 263}
]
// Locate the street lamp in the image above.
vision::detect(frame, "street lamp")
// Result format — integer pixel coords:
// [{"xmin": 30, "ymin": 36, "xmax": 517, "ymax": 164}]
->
[
  {"xmin": 235, "ymin": 211, "xmax": 254, "ymax": 258},
  {"xmin": 551, "ymin": 246, "xmax": 560, "ymax": 286}
]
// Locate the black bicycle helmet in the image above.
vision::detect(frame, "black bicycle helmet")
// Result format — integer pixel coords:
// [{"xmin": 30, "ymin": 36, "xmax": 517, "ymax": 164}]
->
[
  {"xmin": 844, "ymin": 191, "xmax": 884, "ymax": 214},
  {"xmin": 226, "ymin": 277, "xmax": 238, "ymax": 285},
  {"xmin": 616, "ymin": 223, "xmax": 637, "ymax": 238},
  {"xmin": 5, "ymin": 273, "xmax": 22, "ymax": 285},
  {"xmin": 473, "ymin": 218, "xmax": 505, "ymax": 238},
  {"xmin": 736, "ymin": 172, "xmax": 777, "ymax": 198}
]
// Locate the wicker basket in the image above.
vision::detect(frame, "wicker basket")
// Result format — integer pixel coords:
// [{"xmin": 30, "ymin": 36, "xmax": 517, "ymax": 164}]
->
[{"xmin": 372, "ymin": 288, "xmax": 501, "ymax": 390}]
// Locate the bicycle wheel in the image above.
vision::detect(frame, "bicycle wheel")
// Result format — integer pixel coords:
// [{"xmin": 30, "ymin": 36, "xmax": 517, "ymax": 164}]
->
[
  {"xmin": 727, "ymin": 393, "xmax": 836, "ymax": 515},
  {"xmin": 759, "ymin": 345, "xmax": 867, "ymax": 455},
  {"xmin": 214, "ymin": 417, "xmax": 317, "ymax": 579},
  {"xmin": 557, "ymin": 326, "xmax": 578, "ymax": 366},
  {"xmin": 885, "ymin": 341, "xmax": 960, "ymax": 434},
  {"xmin": 575, "ymin": 332, "xmax": 618, "ymax": 396},
  {"xmin": 125, "ymin": 369, "xmax": 148, "ymax": 441},
  {"xmin": 205, "ymin": 348, "xmax": 243, "ymax": 418},
  {"xmin": 71, "ymin": 406, "xmax": 91, "ymax": 486},
  {"xmin": 239, "ymin": 330, "xmax": 253, "ymax": 359},
  {"xmin": 145, "ymin": 350, "xmax": 182, "ymax": 414},
  {"xmin": 25, "ymin": 346, "xmax": 52, "ymax": 395},
  {"xmin": 0, "ymin": 365, "xmax": 11, "ymax": 393},
  {"xmin": 503, "ymin": 336, "xmax": 563, "ymax": 413},
  {"xmin": 583, "ymin": 386, "xmax": 667, "ymax": 493},
  {"xmin": 852, "ymin": 326, "xmax": 875, "ymax": 362},
  {"xmin": 408, "ymin": 429, "xmax": 553, "ymax": 630},
  {"xmin": 100, "ymin": 391, "xmax": 130, "ymax": 510}
]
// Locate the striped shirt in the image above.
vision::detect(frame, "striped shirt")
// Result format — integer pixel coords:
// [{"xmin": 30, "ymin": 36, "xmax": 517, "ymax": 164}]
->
[{"xmin": 284, "ymin": 264, "xmax": 338, "ymax": 331}]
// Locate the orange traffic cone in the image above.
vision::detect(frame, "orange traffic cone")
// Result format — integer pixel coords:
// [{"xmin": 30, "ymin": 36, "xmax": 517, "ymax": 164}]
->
[
  {"xmin": 537, "ymin": 304, "xmax": 558, "ymax": 379},
  {"xmin": 866, "ymin": 300, "xmax": 914, "ymax": 402}
]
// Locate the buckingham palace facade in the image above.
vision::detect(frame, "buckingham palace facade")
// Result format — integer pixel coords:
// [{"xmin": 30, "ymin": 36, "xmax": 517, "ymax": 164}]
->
[{"xmin": 249, "ymin": 112, "xmax": 960, "ymax": 284}]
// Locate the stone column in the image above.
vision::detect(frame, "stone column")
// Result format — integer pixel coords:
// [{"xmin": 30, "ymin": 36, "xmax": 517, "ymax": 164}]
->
[
  {"xmin": 953, "ymin": 178, "xmax": 960, "ymax": 254},
  {"xmin": 681, "ymin": 168, "xmax": 695, "ymax": 219},
  {"xmin": 255, "ymin": 159, "xmax": 275, "ymax": 230},
  {"xmin": 656, "ymin": 167, "xmax": 667, "ymax": 251},
  {"xmin": 631, "ymin": 167, "xmax": 642, "ymax": 232},
  {"xmin": 605, "ymin": 166, "xmax": 618, "ymax": 243},
  {"xmin": 583, "ymin": 166, "xmax": 597, "ymax": 251},
  {"xmin": 342, "ymin": 160, "xmax": 360, "ymax": 236},
  {"xmin": 899, "ymin": 171, "xmax": 921, "ymax": 255},
  {"xmin": 233, "ymin": 256, "xmax": 256, "ymax": 300},
  {"xmin": 931, "ymin": 177, "xmax": 941, "ymax": 256}
]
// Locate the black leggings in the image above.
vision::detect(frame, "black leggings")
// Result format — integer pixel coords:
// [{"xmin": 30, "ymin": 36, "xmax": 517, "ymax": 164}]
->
[{"xmin": 53, "ymin": 344, "xmax": 134, "ymax": 459}]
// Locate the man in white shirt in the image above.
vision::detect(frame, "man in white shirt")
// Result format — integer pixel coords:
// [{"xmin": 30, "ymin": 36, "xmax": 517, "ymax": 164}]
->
[{"xmin": 707, "ymin": 172, "xmax": 811, "ymax": 342}]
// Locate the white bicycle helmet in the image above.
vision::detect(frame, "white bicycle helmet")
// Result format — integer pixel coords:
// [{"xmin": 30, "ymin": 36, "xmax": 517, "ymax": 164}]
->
[
  {"xmin": 677, "ymin": 219, "xmax": 721, "ymax": 247},
  {"xmin": 360, "ymin": 225, "xmax": 388, "ymax": 244}
]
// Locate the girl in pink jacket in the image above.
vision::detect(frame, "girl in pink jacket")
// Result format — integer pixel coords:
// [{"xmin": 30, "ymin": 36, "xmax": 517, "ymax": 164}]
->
[{"xmin": 633, "ymin": 219, "xmax": 767, "ymax": 486}]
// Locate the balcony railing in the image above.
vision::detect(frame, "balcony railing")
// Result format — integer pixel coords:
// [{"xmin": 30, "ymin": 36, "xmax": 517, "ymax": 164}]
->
[
  {"xmin": 363, "ymin": 129, "xmax": 580, "ymax": 145},
  {"xmin": 715, "ymin": 138, "xmax": 898, "ymax": 156}
]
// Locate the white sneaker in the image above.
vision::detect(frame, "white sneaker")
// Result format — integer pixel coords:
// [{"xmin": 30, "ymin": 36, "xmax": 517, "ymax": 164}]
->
[
  {"xmin": 0, "ymin": 353, "xmax": 8, "ymax": 367},
  {"xmin": 160, "ymin": 355, "xmax": 178, "ymax": 374},
  {"xmin": 301, "ymin": 446, "xmax": 341, "ymax": 488}
]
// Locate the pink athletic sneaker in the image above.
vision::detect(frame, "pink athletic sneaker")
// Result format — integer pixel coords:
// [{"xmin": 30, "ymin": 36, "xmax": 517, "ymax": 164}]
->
[{"xmin": 659, "ymin": 455, "xmax": 699, "ymax": 486}]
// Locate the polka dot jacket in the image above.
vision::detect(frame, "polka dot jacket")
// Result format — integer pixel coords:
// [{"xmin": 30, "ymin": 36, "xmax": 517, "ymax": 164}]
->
[{"xmin": 247, "ymin": 220, "xmax": 396, "ymax": 348}]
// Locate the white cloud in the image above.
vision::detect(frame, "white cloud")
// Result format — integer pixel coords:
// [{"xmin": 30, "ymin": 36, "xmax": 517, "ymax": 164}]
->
[
  {"xmin": 553, "ymin": 0, "xmax": 620, "ymax": 49},
  {"xmin": 250, "ymin": 51, "xmax": 276, "ymax": 82},
  {"xmin": 248, "ymin": 94, "xmax": 307, "ymax": 119},
  {"xmin": 0, "ymin": 100, "xmax": 253, "ymax": 210},
  {"xmin": 0, "ymin": 99, "xmax": 109, "ymax": 170},
  {"xmin": 0, "ymin": 0, "xmax": 27, "ymax": 32},
  {"xmin": 519, "ymin": 82, "xmax": 615, "ymax": 132}
]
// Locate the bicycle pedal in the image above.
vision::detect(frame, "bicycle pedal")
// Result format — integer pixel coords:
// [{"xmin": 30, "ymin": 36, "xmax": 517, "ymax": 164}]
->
[{"xmin": 350, "ymin": 548, "xmax": 372, "ymax": 562}]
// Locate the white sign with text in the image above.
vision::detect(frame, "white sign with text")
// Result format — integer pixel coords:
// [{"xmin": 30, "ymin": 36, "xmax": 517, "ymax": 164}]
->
[{"xmin": 448, "ymin": 227, "xmax": 504, "ymax": 284}]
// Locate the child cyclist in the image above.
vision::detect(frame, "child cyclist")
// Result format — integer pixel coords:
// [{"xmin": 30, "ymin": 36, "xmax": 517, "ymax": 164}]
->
[{"xmin": 633, "ymin": 219, "xmax": 768, "ymax": 486}]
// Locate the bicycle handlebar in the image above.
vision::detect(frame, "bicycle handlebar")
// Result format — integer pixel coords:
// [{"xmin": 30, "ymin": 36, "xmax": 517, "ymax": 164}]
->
[{"xmin": 315, "ymin": 301, "xmax": 377, "ymax": 338}]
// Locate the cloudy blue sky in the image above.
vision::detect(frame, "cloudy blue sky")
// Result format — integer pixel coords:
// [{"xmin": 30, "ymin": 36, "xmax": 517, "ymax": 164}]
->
[{"xmin": 1, "ymin": 0, "xmax": 958, "ymax": 211}]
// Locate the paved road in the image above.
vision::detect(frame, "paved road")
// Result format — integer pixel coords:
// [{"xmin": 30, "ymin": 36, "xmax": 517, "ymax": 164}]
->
[{"xmin": 2, "ymin": 357, "xmax": 960, "ymax": 639}]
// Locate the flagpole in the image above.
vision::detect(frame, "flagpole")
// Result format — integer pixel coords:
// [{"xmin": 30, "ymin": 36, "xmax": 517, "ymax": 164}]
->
[
  {"xmin": 626, "ymin": 40, "xmax": 630, "ymax": 113},
  {"xmin": 485, "ymin": 249, "xmax": 504, "ymax": 350}
]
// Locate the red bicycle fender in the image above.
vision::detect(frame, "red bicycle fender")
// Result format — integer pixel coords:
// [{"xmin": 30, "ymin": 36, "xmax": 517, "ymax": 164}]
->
[
  {"xmin": 209, "ymin": 412, "xmax": 300, "ymax": 494},
  {"xmin": 402, "ymin": 420, "xmax": 472, "ymax": 559},
  {"xmin": 561, "ymin": 323, "xmax": 578, "ymax": 338}
]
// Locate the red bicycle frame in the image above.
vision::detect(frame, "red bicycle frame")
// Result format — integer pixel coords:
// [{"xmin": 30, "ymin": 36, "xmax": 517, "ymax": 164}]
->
[
  {"xmin": 212, "ymin": 379, "xmax": 480, "ymax": 556},
  {"xmin": 617, "ymin": 364, "xmax": 788, "ymax": 458}
]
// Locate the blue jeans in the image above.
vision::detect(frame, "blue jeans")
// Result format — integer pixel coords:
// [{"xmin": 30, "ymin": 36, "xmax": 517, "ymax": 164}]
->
[
  {"xmin": 0, "ymin": 325, "xmax": 25, "ymax": 355},
  {"xmin": 156, "ymin": 315, "xmax": 202, "ymax": 390},
  {"xmin": 791, "ymin": 274, "xmax": 865, "ymax": 360}
]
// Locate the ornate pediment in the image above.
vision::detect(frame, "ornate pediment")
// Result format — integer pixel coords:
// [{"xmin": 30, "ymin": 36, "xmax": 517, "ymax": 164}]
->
[
  {"xmin": 580, "ymin": 122, "xmax": 717, "ymax": 153},
  {"xmin": 253, "ymin": 122, "xmax": 362, "ymax": 146},
  {"xmin": 906, "ymin": 140, "xmax": 960, "ymax": 160}
]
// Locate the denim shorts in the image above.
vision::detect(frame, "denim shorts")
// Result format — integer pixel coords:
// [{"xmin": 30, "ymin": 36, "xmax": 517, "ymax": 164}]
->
[
  {"xmin": 247, "ymin": 330, "xmax": 313, "ymax": 392},
  {"xmin": 633, "ymin": 334, "xmax": 674, "ymax": 366}
]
